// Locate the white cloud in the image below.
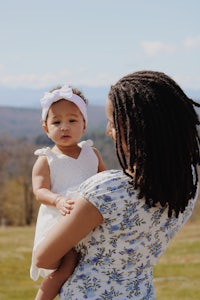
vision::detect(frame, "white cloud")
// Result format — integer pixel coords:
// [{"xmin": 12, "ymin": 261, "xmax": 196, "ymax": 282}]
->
[
  {"xmin": 184, "ymin": 36, "xmax": 200, "ymax": 49},
  {"xmin": 0, "ymin": 69, "xmax": 114, "ymax": 89},
  {"xmin": 0, "ymin": 70, "xmax": 74, "ymax": 88},
  {"xmin": 141, "ymin": 41, "xmax": 176, "ymax": 56}
]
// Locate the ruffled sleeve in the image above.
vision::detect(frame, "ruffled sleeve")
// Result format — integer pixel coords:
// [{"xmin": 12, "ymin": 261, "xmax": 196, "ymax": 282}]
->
[
  {"xmin": 34, "ymin": 147, "xmax": 52, "ymax": 156},
  {"xmin": 78, "ymin": 139, "xmax": 93, "ymax": 148}
]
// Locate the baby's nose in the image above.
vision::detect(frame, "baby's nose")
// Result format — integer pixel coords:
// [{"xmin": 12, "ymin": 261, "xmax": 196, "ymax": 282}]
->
[{"xmin": 61, "ymin": 123, "xmax": 69, "ymax": 130}]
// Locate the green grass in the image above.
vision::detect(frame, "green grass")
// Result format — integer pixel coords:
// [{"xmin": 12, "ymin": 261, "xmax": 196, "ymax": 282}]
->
[
  {"xmin": 0, "ymin": 227, "xmax": 40, "ymax": 300},
  {"xmin": 154, "ymin": 220, "xmax": 200, "ymax": 300},
  {"xmin": 0, "ymin": 221, "xmax": 200, "ymax": 300}
]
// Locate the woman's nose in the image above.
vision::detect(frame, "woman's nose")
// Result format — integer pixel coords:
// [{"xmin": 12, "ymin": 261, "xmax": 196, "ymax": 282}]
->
[{"xmin": 106, "ymin": 123, "xmax": 111, "ymax": 137}]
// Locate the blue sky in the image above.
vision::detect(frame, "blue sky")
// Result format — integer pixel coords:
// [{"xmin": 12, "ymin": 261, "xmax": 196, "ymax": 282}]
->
[{"xmin": 0, "ymin": 0, "xmax": 200, "ymax": 106}]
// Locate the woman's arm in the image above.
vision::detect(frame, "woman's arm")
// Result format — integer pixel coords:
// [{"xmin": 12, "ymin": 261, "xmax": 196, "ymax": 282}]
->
[{"xmin": 34, "ymin": 194, "xmax": 103, "ymax": 269}]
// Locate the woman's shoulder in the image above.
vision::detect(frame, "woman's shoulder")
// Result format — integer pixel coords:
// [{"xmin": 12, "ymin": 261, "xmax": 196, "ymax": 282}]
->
[
  {"xmin": 78, "ymin": 170, "xmax": 135, "ymax": 218},
  {"xmin": 84, "ymin": 169, "xmax": 127, "ymax": 183},
  {"xmin": 79, "ymin": 170, "xmax": 132, "ymax": 196}
]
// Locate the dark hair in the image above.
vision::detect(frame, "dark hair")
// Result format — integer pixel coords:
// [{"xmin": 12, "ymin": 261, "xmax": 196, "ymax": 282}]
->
[
  {"xmin": 109, "ymin": 70, "xmax": 200, "ymax": 217},
  {"xmin": 71, "ymin": 87, "xmax": 88, "ymax": 105}
]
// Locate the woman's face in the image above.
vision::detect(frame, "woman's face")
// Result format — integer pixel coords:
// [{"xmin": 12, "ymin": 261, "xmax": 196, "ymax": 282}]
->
[
  {"xmin": 105, "ymin": 98, "xmax": 116, "ymax": 141},
  {"xmin": 105, "ymin": 97, "xmax": 130, "ymax": 157}
]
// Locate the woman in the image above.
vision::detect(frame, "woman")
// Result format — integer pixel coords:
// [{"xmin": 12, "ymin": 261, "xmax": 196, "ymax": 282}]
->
[{"xmin": 35, "ymin": 71, "xmax": 200, "ymax": 299}]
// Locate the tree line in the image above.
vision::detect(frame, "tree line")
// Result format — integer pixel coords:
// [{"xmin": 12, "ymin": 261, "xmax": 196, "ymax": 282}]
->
[
  {"xmin": 0, "ymin": 131, "xmax": 120, "ymax": 226},
  {"xmin": 1, "ymin": 131, "xmax": 199, "ymax": 226}
]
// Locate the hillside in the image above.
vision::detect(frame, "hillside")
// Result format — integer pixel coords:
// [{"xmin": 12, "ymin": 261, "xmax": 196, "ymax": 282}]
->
[
  {"xmin": 0, "ymin": 105, "xmax": 107, "ymax": 138},
  {"xmin": 2, "ymin": 103, "xmax": 200, "ymax": 140}
]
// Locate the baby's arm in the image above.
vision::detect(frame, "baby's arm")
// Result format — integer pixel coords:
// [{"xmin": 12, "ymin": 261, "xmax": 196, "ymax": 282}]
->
[
  {"xmin": 93, "ymin": 148, "xmax": 107, "ymax": 172},
  {"xmin": 32, "ymin": 156, "xmax": 74, "ymax": 215}
]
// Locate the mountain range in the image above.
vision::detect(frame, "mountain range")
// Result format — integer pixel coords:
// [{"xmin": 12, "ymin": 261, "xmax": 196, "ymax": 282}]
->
[
  {"xmin": 0, "ymin": 85, "xmax": 199, "ymax": 108},
  {"xmin": 0, "ymin": 105, "xmax": 107, "ymax": 139},
  {"xmin": 1, "ymin": 84, "xmax": 199, "ymax": 139}
]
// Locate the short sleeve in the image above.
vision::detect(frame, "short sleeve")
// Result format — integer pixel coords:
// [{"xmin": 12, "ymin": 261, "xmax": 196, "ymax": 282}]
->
[{"xmin": 78, "ymin": 170, "xmax": 134, "ymax": 219}]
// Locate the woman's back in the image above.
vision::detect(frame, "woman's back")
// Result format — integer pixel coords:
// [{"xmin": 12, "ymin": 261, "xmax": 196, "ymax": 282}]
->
[{"xmin": 59, "ymin": 170, "xmax": 197, "ymax": 299}]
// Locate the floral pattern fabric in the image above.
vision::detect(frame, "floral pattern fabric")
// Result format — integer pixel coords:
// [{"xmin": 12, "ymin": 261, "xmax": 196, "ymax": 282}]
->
[{"xmin": 59, "ymin": 170, "xmax": 197, "ymax": 299}]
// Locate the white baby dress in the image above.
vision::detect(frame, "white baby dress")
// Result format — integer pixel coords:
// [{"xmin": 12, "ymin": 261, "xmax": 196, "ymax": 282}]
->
[{"xmin": 30, "ymin": 140, "xmax": 99, "ymax": 281}]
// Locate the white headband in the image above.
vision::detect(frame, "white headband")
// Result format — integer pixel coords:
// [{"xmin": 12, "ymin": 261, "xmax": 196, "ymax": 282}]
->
[{"xmin": 40, "ymin": 84, "xmax": 87, "ymax": 125}]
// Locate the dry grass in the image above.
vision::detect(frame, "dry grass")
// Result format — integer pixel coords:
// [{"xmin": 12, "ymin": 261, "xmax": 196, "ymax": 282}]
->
[
  {"xmin": 0, "ymin": 216, "xmax": 199, "ymax": 299},
  {"xmin": 154, "ymin": 219, "xmax": 200, "ymax": 300}
]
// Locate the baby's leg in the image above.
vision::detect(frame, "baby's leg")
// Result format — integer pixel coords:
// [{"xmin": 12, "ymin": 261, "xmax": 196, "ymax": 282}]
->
[{"xmin": 34, "ymin": 248, "xmax": 78, "ymax": 300}]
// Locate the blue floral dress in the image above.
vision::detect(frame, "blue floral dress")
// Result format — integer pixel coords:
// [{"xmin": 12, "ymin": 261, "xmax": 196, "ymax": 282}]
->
[{"xmin": 59, "ymin": 170, "xmax": 197, "ymax": 299}]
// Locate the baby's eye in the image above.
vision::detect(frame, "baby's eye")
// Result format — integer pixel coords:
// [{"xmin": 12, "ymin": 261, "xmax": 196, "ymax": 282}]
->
[
  {"xmin": 69, "ymin": 119, "xmax": 77, "ymax": 123},
  {"xmin": 52, "ymin": 121, "xmax": 60, "ymax": 125}
]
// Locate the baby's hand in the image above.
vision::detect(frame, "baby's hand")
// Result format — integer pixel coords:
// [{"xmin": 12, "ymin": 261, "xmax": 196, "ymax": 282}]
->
[{"xmin": 55, "ymin": 196, "xmax": 74, "ymax": 215}]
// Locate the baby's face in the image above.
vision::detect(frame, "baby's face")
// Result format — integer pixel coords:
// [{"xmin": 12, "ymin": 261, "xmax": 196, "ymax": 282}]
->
[{"xmin": 43, "ymin": 99, "xmax": 86, "ymax": 146}]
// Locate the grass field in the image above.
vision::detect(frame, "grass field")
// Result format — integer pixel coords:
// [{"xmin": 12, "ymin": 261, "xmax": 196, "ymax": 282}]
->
[{"xmin": 0, "ymin": 220, "xmax": 199, "ymax": 300}]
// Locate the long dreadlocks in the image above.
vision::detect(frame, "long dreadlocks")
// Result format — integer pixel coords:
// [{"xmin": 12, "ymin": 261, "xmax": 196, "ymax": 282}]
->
[{"xmin": 109, "ymin": 70, "xmax": 200, "ymax": 217}]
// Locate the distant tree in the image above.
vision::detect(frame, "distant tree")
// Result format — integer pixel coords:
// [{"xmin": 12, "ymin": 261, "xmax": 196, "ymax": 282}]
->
[
  {"xmin": 34, "ymin": 134, "xmax": 53, "ymax": 146},
  {"xmin": 12, "ymin": 141, "xmax": 36, "ymax": 225},
  {"xmin": 2, "ymin": 129, "xmax": 199, "ymax": 226},
  {"xmin": 0, "ymin": 137, "xmax": 37, "ymax": 225},
  {"xmin": 0, "ymin": 136, "xmax": 12, "ymax": 225}
]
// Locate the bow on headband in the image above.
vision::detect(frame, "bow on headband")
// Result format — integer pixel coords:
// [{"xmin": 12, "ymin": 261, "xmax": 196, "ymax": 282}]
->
[{"xmin": 40, "ymin": 84, "xmax": 87, "ymax": 125}]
